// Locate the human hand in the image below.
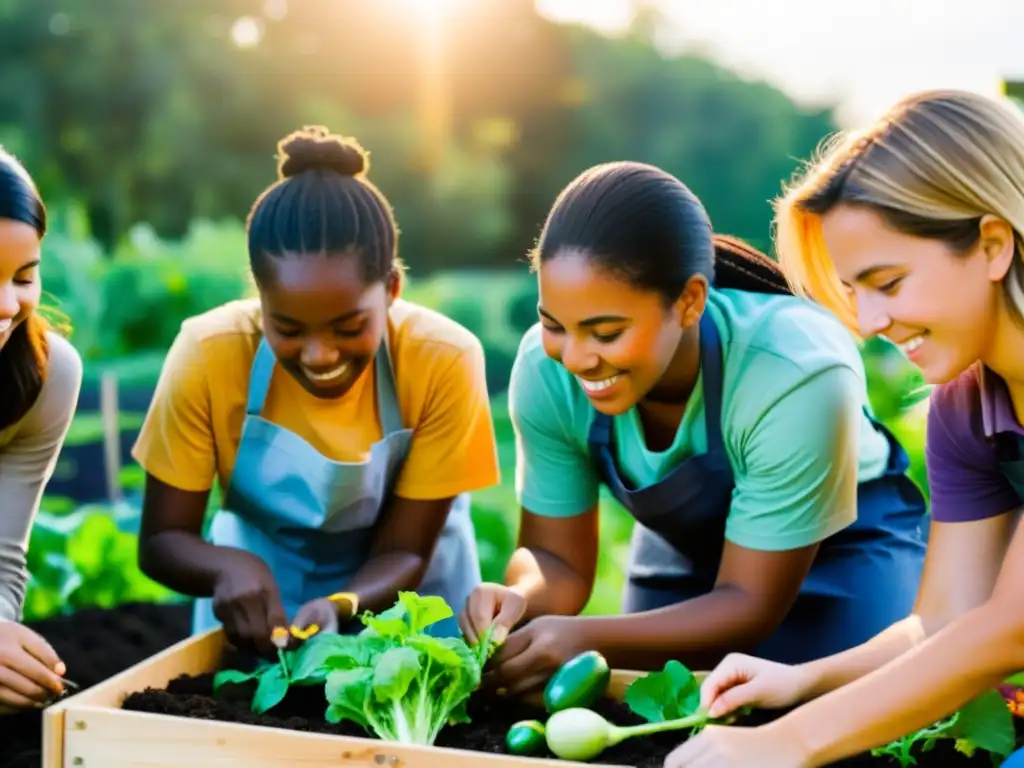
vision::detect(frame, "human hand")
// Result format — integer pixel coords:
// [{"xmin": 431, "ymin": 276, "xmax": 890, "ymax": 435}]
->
[
  {"xmin": 458, "ymin": 582, "xmax": 528, "ymax": 647},
  {"xmin": 212, "ymin": 549, "xmax": 288, "ymax": 657},
  {"xmin": 700, "ymin": 652, "xmax": 813, "ymax": 718},
  {"xmin": 484, "ymin": 615, "xmax": 587, "ymax": 697},
  {"xmin": 663, "ymin": 722, "xmax": 812, "ymax": 768},
  {"xmin": 290, "ymin": 598, "xmax": 344, "ymax": 639},
  {"xmin": 0, "ymin": 621, "xmax": 66, "ymax": 710}
]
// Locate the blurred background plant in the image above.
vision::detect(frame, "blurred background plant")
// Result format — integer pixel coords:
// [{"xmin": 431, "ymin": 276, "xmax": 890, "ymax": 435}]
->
[{"xmin": 12, "ymin": 0, "xmax": 938, "ymax": 621}]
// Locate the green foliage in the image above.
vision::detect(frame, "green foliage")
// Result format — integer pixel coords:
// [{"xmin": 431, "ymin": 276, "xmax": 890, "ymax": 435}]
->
[
  {"xmin": 23, "ymin": 504, "xmax": 180, "ymax": 620},
  {"xmin": 212, "ymin": 593, "xmax": 502, "ymax": 744},
  {"xmin": 869, "ymin": 690, "xmax": 1015, "ymax": 766}
]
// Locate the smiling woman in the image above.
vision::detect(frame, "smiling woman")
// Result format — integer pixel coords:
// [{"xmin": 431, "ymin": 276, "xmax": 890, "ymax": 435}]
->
[
  {"xmin": 0, "ymin": 148, "xmax": 84, "ymax": 713},
  {"xmin": 458, "ymin": 160, "xmax": 929, "ymax": 699},
  {"xmin": 132, "ymin": 126, "xmax": 501, "ymax": 656}
]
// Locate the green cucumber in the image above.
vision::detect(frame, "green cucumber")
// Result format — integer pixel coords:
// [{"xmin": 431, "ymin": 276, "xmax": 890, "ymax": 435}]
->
[
  {"xmin": 506, "ymin": 719, "xmax": 546, "ymax": 755},
  {"xmin": 543, "ymin": 650, "xmax": 611, "ymax": 713}
]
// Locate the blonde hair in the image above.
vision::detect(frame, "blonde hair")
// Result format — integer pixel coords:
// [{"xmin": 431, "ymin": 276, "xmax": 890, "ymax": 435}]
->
[{"xmin": 775, "ymin": 89, "xmax": 1024, "ymax": 332}]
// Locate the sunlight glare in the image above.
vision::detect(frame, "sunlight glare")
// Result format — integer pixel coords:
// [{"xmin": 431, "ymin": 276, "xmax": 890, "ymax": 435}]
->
[{"xmin": 392, "ymin": 0, "xmax": 469, "ymax": 20}]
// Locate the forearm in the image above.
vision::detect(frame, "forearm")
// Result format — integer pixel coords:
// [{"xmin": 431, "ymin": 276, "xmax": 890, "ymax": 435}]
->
[
  {"xmin": 340, "ymin": 551, "xmax": 425, "ymax": 615},
  {"xmin": 781, "ymin": 601, "xmax": 1024, "ymax": 766},
  {"xmin": 575, "ymin": 584, "xmax": 772, "ymax": 670},
  {"xmin": 799, "ymin": 614, "xmax": 927, "ymax": 700},
  {"xmin": 505, "ymin": 546, "xmax": 591, "ymax": 619},
  {"xmin": 138, "ymin": 530, "xmax": 229, "ymax": 597}
]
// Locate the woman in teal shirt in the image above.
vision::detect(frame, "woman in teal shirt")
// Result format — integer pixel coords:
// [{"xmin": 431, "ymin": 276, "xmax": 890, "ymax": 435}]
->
[{"xmin": 459, "ymin": 161, "xmax": 927, "ymax": 695}]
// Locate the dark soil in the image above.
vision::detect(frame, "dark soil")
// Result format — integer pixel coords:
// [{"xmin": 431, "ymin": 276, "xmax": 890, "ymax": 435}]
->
[
  {"xmin": 121, "ymin": 665, "xmax": 1024, "ymax": 767},
  {"xmin": 0, "ymin": 601, "xmax": 192, "ymax": 768}
]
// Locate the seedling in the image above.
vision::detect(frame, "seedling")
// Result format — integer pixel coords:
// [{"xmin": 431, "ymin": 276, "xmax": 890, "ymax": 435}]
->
[
  {"xmin": 212, "ymin": 592, "xmax": 503, "ymax": 732},
  {"xmin": 869, "ymin": 689, "xmax": 1015, "ymax": 767}
]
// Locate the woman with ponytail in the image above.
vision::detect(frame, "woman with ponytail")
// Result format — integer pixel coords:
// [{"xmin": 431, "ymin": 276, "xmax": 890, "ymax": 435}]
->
[
  {"xmin": 458, "ymin": 161, "xmax": 927, "ymax": 695},
  {"xmin": 0, "ymin": 149, "xmax": 82, "ymax": 710}
]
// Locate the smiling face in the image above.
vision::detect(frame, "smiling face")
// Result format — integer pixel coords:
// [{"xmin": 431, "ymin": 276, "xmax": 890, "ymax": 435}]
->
[
  {"xmin": 0, "ymin": 218, "xmax": 42, "ymax": 353},
  {"xmin": 537, "ymin": 249, "xmax": 703, "ymax": 415},
  {"xmin": 821, "ymin": 205, "xmax": 1014, "ymax": 384},
  {"xmin": 258, "ymin": 251, "xmax": 397, "ymax": 399}
]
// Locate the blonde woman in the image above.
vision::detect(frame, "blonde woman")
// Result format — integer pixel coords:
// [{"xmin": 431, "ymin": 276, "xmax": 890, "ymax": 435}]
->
[
  {"xmin": 664, "ymin": 89, "xmax": 1024, "ymax": 767},
  {"xmin": 0, "ymin": 149, "xmax": 82, "ymax": 711}
]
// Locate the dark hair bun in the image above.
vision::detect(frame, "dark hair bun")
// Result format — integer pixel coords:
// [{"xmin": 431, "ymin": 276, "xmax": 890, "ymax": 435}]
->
[{"xmin": 276, "ymin": 125, "xmax": 368, "ymax": 179}]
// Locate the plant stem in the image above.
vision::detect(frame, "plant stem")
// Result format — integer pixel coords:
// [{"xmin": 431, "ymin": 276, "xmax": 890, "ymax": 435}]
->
[
  {"xmin": 277, "ymin": 648, "xmax": 290, "ymax": 679},
  {"xmin": 611, "ymin": 711, "xmax": 709, "ymax": 745}
]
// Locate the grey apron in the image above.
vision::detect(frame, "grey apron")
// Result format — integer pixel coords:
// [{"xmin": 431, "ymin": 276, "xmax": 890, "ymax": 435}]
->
[{"xmin": 192, "ymin": 334, "xmax": 480, "ymax": 638}]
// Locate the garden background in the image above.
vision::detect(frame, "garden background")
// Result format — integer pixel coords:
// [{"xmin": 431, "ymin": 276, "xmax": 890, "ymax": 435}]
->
[{"xmin": 12, "ymin": 0, "xmax": 950, "ymax": 625}]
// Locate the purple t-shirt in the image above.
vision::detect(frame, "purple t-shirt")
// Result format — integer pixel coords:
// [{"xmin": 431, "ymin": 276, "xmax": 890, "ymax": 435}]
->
[{"xmin": 926, "ymin": 364, "xmax": 1024, "ymax": 522}]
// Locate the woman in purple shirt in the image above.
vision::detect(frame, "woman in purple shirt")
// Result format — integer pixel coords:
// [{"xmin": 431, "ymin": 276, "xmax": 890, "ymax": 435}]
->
[{"xmin": 663, "ymin": 88, "xmax": 1024, "ymax": 766}]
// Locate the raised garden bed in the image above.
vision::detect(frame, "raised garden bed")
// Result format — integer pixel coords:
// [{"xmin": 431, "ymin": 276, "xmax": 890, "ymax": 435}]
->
[{"xmin": 39, "ymin": 600, "xmax": 1024, "ymax": 767}]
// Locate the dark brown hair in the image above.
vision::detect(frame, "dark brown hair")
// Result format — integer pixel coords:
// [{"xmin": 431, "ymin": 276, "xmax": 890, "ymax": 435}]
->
[
  {"xmin": 532, "ymin": 161, "xmax": 791, "ymax": 302},
  {"xmin": 0, "ymin": 149, "xmax": 48, "ymax": 431}
]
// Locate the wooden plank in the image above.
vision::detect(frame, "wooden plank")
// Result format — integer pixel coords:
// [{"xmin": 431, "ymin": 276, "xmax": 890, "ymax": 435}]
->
[
  {"xmin": 46, "ymin": 627, "xmax": 700, "ymax": 768},
  {"xmin": 61, "ymin": 706, "xmax": 633, "ymax": 767},
  {"xmin": 42, "ymin": 628, "xmax": 223, "ymax": 767}
]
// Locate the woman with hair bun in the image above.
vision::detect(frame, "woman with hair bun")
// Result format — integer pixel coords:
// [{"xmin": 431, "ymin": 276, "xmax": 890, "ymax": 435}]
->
[
  {"xmin": 666, "ymin": 89, "xmax": 1024, "ymax": 767},
  {"xmin": 459, "ymin": 159, "xmax": 928, "ymax": 696},
  {"xmin": 133, "ymin": 126, "xmax": 500, "ymax": 653}
]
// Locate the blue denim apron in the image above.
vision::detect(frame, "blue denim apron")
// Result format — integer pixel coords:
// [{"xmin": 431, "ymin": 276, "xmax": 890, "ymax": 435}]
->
[
  {"xmin": 191, "ymin": 334, "xmax": 480, "ymax": 638},
  {"xmin": 588, "ymin": 311, "xmax": 927, "ymax": 664}
]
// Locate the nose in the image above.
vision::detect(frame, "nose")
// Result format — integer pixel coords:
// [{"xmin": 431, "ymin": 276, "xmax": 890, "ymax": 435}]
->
[
  {"xmin": 855, "ymin": 290, "xmax": 892, "ymax": 339},
  {"xmin": 0, "ymin": 283, "xmax": 18, "ymax": 320},
  {"xmin": 559, "ymin": 336, "xmax": 599, "ymax": 375},
  {"xmin": 299, "ymin": 337, "xmax": 342, "ymax": 370}
]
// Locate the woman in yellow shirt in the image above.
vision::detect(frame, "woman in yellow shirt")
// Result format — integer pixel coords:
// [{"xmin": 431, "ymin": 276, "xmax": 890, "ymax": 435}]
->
[{"xmin": 133, "ymin": 127, "xmax": 500, "ymax": 656}]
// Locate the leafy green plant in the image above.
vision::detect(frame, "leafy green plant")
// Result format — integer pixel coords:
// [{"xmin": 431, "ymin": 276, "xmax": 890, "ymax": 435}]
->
[
  {"xmin": 212, "ymin": 591, "xmax": 501, "ymax": 737},
  {"xmin": 869, "ymin": 689, "xmax": 1015, "ymax": 767},
  {"xmin": 322, "ymin": 592, "xmax": 500, "ymax": 744},
  {"xmin": 543, "ymin": 659, "xmax": 745, "ymax": 762}
]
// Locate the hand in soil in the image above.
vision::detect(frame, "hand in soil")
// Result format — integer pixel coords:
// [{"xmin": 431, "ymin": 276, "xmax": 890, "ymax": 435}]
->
[
  {"xmin": 485, "ymin": 615, "xmax": 587, "ymax": 697},
  {"xmin": 662, "ymin": 722, "xmax": 811, "ymax": 768},
  {"xmin": 0, "ymin": 621, "xmax": 67, "ymax": 709},
  {"xmin": 700, "ymin": 652, "xmax": 813, "ymax": 718},
  {"xmin": 458, "ymin": 582, "xmax": 526, "ymax": 646},
  {"xmin": 212, "ymin": 550, "xmax": 289, "ymax": 657}
]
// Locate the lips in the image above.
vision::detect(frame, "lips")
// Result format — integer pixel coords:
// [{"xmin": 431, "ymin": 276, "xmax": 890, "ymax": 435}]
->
[
  {"xmin": 576, "ymin": 373, "xmax": 623, "ymax": 396},
  {"xmin": 897, "ymin": 332, "xmax": 927, "ymax": 356},
  {"xmin": 0, "ymin": 318, "xmax": 12, "ymax": 334},
  {"xmin": 301, "ymin": 362, "xmax": 350, "ymax": 385}
]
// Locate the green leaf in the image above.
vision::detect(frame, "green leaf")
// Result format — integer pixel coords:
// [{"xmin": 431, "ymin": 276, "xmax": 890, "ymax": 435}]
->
[
  {"xmin": 252, "ymin": 666, "xmax": 289, "ymax": 714},
  {"xmin": 325, "ymin": 668, "xmax": 373, "ymax": 729},
  {"xmin": 372, "ymin": 647, "xmax": 422, "ymax": 702},
  {"xmin": 213, "ymin": 668, "xmax": 261, "ymax": 690},
  {"xmin": 950, "ymin": 690, "xmax": 1015, "ymax": 760},
  {"xmin": 624, "ymin": 660, "xmax": 701, "ymax": 723},
  {"xmin": 291, "ymin": 634, "xmax": 366, "ymax": 683},
  {"xmin": 398, "ymin": 591, "xmax": 453, "ymax": 633}
]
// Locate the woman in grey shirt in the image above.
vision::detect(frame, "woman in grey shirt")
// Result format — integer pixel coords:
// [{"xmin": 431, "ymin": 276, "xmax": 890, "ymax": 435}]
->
[{"xmin": 0, "ymin": 148, "xmax": 82, "ymax": 710}]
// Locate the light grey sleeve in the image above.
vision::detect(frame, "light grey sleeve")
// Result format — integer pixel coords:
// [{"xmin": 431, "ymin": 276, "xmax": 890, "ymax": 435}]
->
[{"xmin": 0, "ymin": 333, "xmax": 83, "ymax": 622}]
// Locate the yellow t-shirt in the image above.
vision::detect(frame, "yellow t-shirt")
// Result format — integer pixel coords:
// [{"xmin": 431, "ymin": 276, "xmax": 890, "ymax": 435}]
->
[{"xmin": 132, "ymin": 297, "xmax": 501, "ymax": 501}]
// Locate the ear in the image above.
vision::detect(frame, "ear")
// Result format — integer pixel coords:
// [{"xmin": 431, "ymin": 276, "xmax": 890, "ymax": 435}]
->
[
  {"xmin": 672, "ymin": 274, "xmax": 708, "ymax": 330},
  {"xmin": 385, "ymin": 267, "xmax": 402, "ymax": 304},
  {"xmin": 978, "ymin": 215, "xmax": 1016, "ymax": 282}
]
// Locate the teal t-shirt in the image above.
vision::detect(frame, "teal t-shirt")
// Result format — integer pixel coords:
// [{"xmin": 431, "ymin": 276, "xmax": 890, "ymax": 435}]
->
[{"xmin": 509, "ymin": 287, "xmax": 891, "ymax": 552}]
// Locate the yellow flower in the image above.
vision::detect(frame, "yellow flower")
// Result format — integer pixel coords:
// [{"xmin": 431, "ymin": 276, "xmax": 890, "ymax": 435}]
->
[{"xmin": 290, "ymin": 624, "xmax": 320, "ymax": 640}]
